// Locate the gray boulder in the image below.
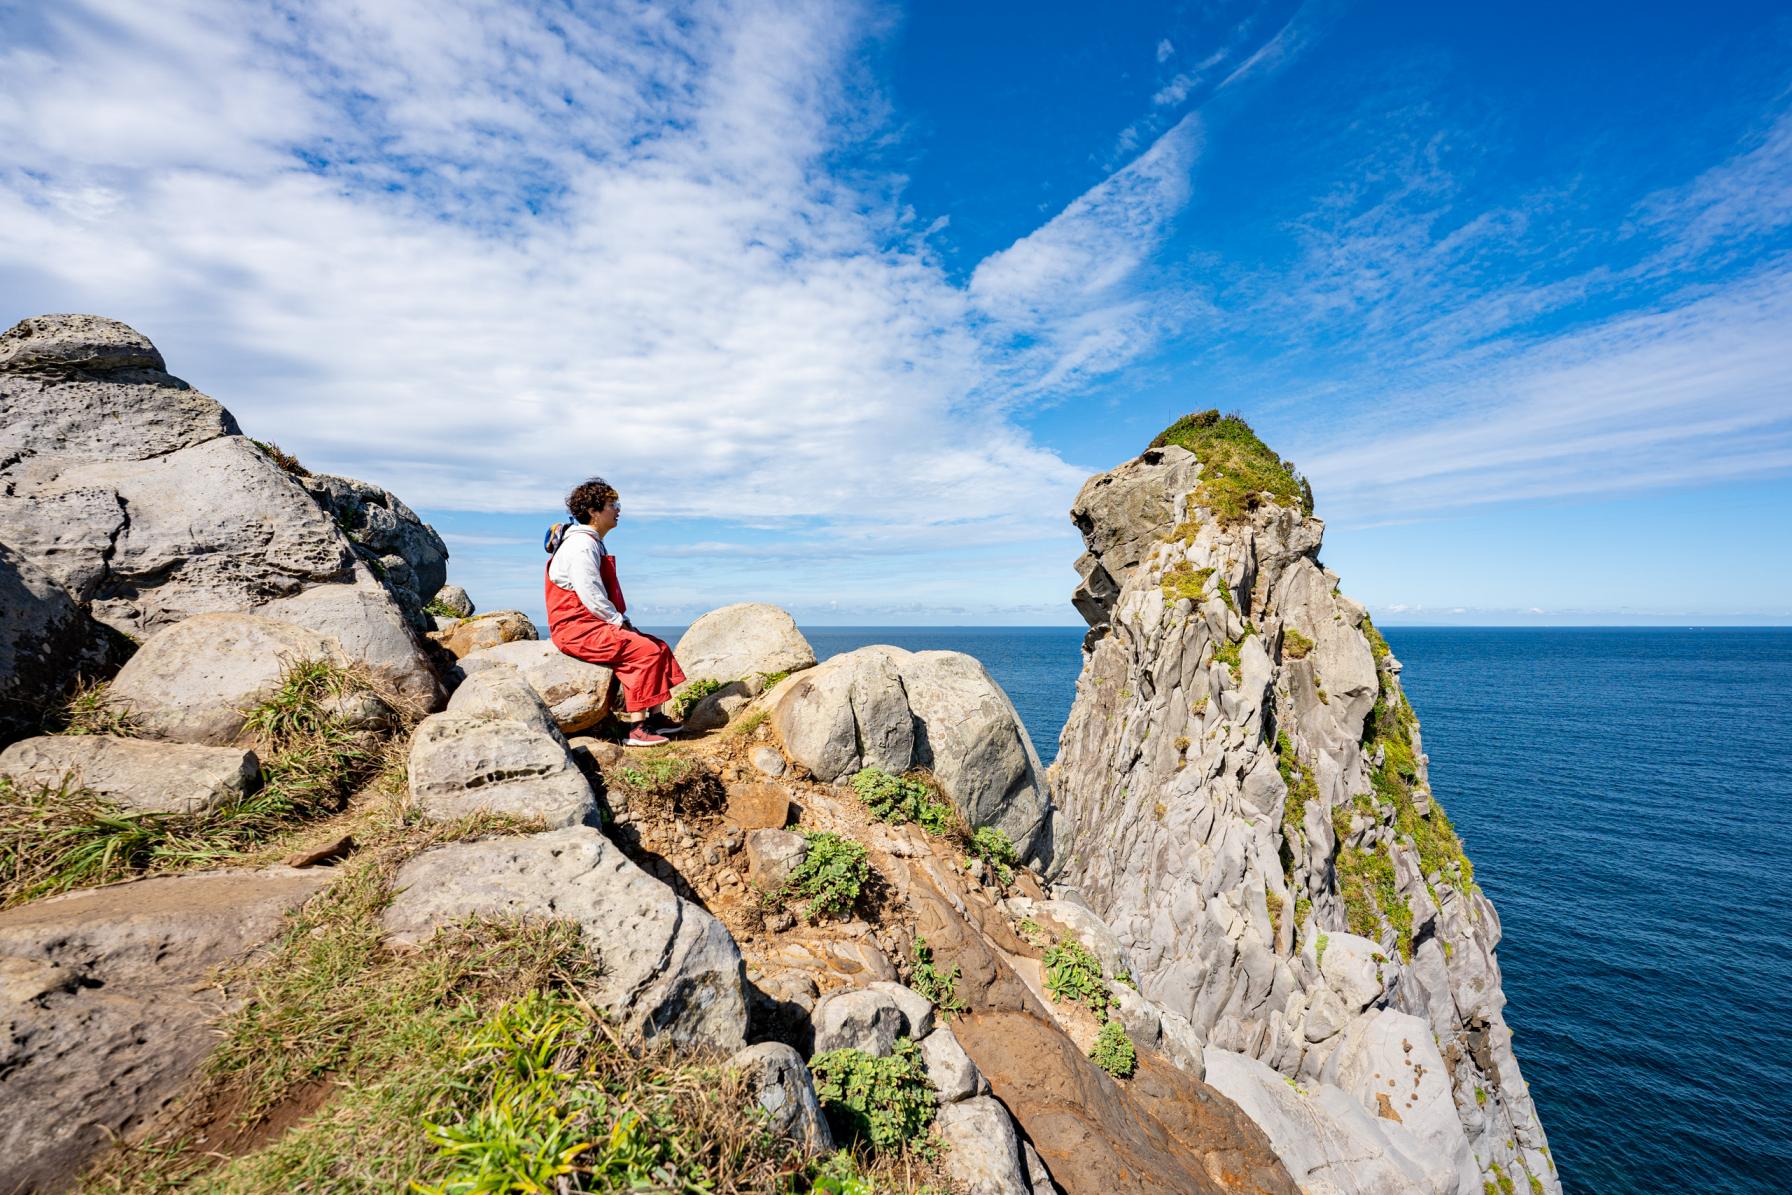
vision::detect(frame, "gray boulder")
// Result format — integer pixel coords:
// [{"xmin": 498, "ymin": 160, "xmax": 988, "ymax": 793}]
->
[
  {"xmin": 0, "ymin": 735, "xmax": 259, "ymax": 814},
  {"xmin": 433, "ymin": 610, "xmax": 538, "ymax": 659},
  {"xmin": 810, "ymin": 987, "xmax": 907, "ymax": 1057},
  {"xmin": 432, "ymin": 584, "xmax": 474, "ymax": 618},
  {"xmin": 445, "ymin": 663, "xmax": 565, "ymax": 742},
  {"xmin": 683, "ymin": 675, "xmax": 766, "ymax": 732},
  {"xmin": 869, "ymin": 980, "xmax": 936, "ymax": 1039},
  {"xmin": 109, "ymin": 613, "xmax": 343, "ymax": 745},
  {"xmin": 770, "ymin": 647, "xmax": 913, "ymax": 782},
  {"xmin": 458, "ymin": 640, "xmax": 613, "ymax": 733},
  {"xmin": 383, "ymin": 827, "xmax": 746, "ymax": 1048},
  {"xmin": 0, "ymin": 543, "xmax": 123, "ymax": 747},
  {"xmin": 674, "ymin": 603, "xmax": 815, "ymax": 685},
  {"xmin": 406, "ymin": 712, "xmax": 593, "ymax": 828},
  {"xmin": 745, "ymin": 828, "xmax": 808, "ymax": 890},
  {"xmin": 1203, "ymin": 1047, "xmax": 1459, "ymax": 1195},
  {"xmin": 299, "ymin": 473, "xmax": 448, "ymax": 615},
  {"xmin": 0, "ymin": 867, "xmax": 330, "ymax": 1191},
  {"xmin": 256, "ymin": 572, "xmax": 443, "ymax": 707},
  {"xmin": 728, "ymin": 1041, "xmax": 834, "ymax": 1155},
  {"xmin": 750, "ymin": 745, "xmax": 787, "ymax": 777},
  {"xmin": 918, "ymin": 1026, "xmax": 986, "ymax": 1102},
  {"xmin": 934, "ymin": 1097, "xmax": 1030, "ymax": 1195}
]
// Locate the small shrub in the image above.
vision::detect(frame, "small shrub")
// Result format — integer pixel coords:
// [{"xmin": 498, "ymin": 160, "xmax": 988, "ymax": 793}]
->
[
  {"xmin": 1090, "ymin": 1020, "xmax": 1136, "ymax": 1078},
  {"xmin": 809, "ymin": 1039, "xmax": 937, "ymax": 1152},
  {"xmin": 610, "ymin": 747, "xmax": 723, "ymax": 819},
  {"xmin": 851, "ymin": 767, "xmax": 954, "ymax": 835},
  {"xmin": 672, "ymin": 677, "xmax": 726, "ymax": 720},
  {"xmin": 1265, "ymin": 889, "xmax": 1284, "ymax": 939},
  {"xmin": 1283, "ymin": 627, "xmax": 1314, "ymax": 660},
  {"xmin": 1338, "ymin": 843, "xmax": 1413, "ymax": 960},
  {"xmin": 1214, "ymin": 575, "xmax": 1237, "ymax": 613},
  {"xmin": 250, "ymin": 438, "xmax": 309, "ymax": 477},
  {"xmin": 909, "ymin": 936, "xmax": 965, "ymax": 1017},
  {"xmin": 809, "ymin": 1151, "xmax": 875, "ymax": 1195},
  {"xmin": 967, "ymin": 825, "xmax": 1016, "ymax": 884},
  {"xmin": 787, "ymin": 832, "xmax": 868, "ymax": 919},
  {"xmin": 1160, "ymin": 562, "xmax": 1212, "ymax": 603},
  {"xmin": 1043, "ymin": 938, "xmax": 1109, "ymax": 1018},
  {"xmin": 1018, "ymin": 917, "xmax": 1044, "ymax": 944}
]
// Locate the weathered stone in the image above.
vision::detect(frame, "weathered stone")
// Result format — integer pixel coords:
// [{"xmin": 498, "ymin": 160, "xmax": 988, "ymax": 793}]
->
[
  {"xmin": 300, "ymin": 472, "xmax": 448, "ymax": 607},
  {"xmin": 770, "ymin": 647, "xmax": 913, "ymax": 782},
  {"xmin": 0, "ymin": 735, "xmax": 258, "ymax": 814},
  {"xmin": 432, "ymin": 610, "xmax": 538, "ymax": 658},
  {"xmin": 761, "ymin": 938, "xmax": 897, "ymax": 985},
  {"xmin": 1318, "ymin": 933, "xmax": 1390, "ymax": 1013},
  {"xmin": 0, "ymin": 543, "xmax": 123, "ymax": 746},
  {"xmin": 406, "ymin": 712, "xmax": 593, "ymax": 828},
  {"xmin": 110, "ymin": 613, "xmax": 342, "ymax": 744},
  {"xmin": 683, "ymin": 675, "xmax": 765, "ymax": 732},
  {"xmin": 745, "ymin": 828, "xmax": 807, "ymax": 889},
  {"xmin": 1007, "ymin": 896, "xmax": 1135, "ymax": 983},
  {"xmin": 1320, "ymin": 1010, "xmax": 1480, "ymax": 1194},
  {"xmin": 919, "ymin": 1025, "xmax": 986, "ymax": 1102},
  {"xmin": 384, "ymin": 827, "xmax": 745, "ymax": 1048},
  {"xmin": 673, "ymin": 603, "xmax": 815, "ymax": 685},
  {"xmin": 810, "ymin": 987, "xmax": 907, "ymax": 1057},
  {"xmin": 256, "ymin": 572, "xmax": 442, "ymax": 707},
  {"xmin": 445, "ymin": 663, "xmax": 565, "ymax": 741},
  {"xmin": 750, "ymin": 745, "xmax": 787, "ymax": 777},
  {"xmin": 0, "ymin": 868, "xmax": 330, "ymax": 1190},
  {"xmin": 0, "ymin": 313, "xmax": 167, "ymax": 376},
  {"xmin": 935, "ymin": 1097, "xmax": 1030, "ymax": 1195},
  {"xmin": 869, "ymin": 980, "xmax": 936, "ymax": 1039},
  {"xmin": 1068, "ymin": 444, "xmax": 1201, "ymax": 628},
  {"xmin": 458, "ymin": 639, "xmax": 613, "ymax": 733},
  {"xmin": 431, "ymin": 584, "xmax": 474, "ymax": 618},
  {"xmin": 728, "ymin": 1041, "xmax": 833, "ymax": 1155},
  {"xmin": 1022, "ymin": 1140, "xmax": 1061, "ymax": 1195},
  {"xmin": 724, "ymin": 782, "xmax": 791, "ymax": 831},
  {"xmin": 1204, "ymin": 1047, "xmax": 1460, "ymax": 1195}
]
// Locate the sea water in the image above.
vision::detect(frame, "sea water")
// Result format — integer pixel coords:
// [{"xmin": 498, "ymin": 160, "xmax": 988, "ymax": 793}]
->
[{"xmin": 757, "ymin": 625, "xmax": 1791, "ymax": 1195}]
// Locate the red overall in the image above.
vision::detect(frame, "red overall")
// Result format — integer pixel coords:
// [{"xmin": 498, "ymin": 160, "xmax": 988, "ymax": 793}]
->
[{"xmin": 545, "ymin": 551, "xmax": 686, "ymax": 712}]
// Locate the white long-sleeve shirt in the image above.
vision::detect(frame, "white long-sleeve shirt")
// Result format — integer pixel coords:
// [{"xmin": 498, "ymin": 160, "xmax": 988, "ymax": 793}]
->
[{"xmin": 548, "ymin": 524, "xmax": 625, "ymax": 626}]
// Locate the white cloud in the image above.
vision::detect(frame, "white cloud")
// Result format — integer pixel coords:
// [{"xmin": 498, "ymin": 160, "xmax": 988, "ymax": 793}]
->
[
  {"xmin": 0, "ymin": 0, "xmax": 1177, "ymax": 550},
  {"xmin": 1157, "ymin": 39, "xmax": 1175, "ymax": 64}
]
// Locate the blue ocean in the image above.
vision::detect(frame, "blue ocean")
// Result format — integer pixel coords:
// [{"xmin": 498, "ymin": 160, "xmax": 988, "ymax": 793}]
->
[{"xmin": 741, "ymin": 625, "xmax": 1791, "ymax": 1195}]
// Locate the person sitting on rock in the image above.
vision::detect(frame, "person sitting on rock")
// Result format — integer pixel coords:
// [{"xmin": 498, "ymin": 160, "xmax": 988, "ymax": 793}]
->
[{"xmin": 545, "ymin": 476, "xmax": 687, "ymax": 747}]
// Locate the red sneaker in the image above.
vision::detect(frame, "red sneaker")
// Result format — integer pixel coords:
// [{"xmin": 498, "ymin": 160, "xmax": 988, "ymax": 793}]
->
[{"xmin": 624, "ymin": 724, "xmax": 671, "ymax": 748}]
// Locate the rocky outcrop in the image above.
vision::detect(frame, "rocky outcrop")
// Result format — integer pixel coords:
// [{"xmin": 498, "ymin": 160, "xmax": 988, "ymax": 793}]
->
[
  {"xmin": 0, "ymin": 543, "xmax": 125, "ymax": 745},
  {"xmin": 674, "ymin": 602, "xmax": 816, "ymax": 685},
  {"xmin": 0, "ymin": 315, "xmax": 443, "ymax": 707},
  {"xmin": 1049, "ymin": 429, "xmax": 1557, "ymax": 1192},
  {"xmin": 0, "ymin": 868, "xmax": 331, "ymax": 1190},
  {"xmin": 0, "ymin": 736, "xmax": 259, "ymax": 814},
  {"xmin": 432, "ymin": 610, "xmax": 538, "ymax": 658},
  {"xmin": 406, "ymin": 711, "xmax": 594, "ymax": 828},
  {"xmin": 728, "ymin": 1041, "xmax": 833, "ymax": 1155},
  {"xmin": 299, "ymin": 473, "xmax": 448, "ymax": 624},
  {"xmin": 458, "ymin": 640, "xmax": 613, "ymax": 733},
  {"xmin": 766, "ymin": 646, "xmax": 1053, "ymax": 864},
  {"xmin": 383, "ymin": 826, "xmax": 747, "ymax": 1049}
]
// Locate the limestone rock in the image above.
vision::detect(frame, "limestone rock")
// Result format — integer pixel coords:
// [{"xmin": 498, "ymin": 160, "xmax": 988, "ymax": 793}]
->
[
  {"xmin": 384, "ymin": 827, "xmax": 746, "ymax": 1048},
  {"xmin": 458, "ymin": 640, "xmax": 613, "ymax": 733},
  {"xmin": 109, "ymin": 613, "xmax": 342, "ymax": 744},
  {"xmin": 0, "ymin": 735, "xmax": 259, "ymax": 814},
  {"xmin": 919, "ymin": 1025, "xmax": 986, "ymax": 1102},
  {"xmin": 0, "ymin": 867, "xmax": 330, "ymax": 1190},
  {"xmin": 433, "ymin": 610, "xmax": 538, "ymax": 658},
  {"xmin": 1204, "ymin": 1047, "xmax": 1461, "ymax": 1195},
  {"xmin": 1022, "ymin": 1140, "xmax": 1061, "ymax": 1195},
  {"xmin": 0, "ymin": 543, "xmax": 124, "ymax": 746},
  {"xmin": 869, "ymin": 980, "xmax": 936, "ymax": 1039},
  {"xmin": 761, "ymin": 938, "xmax": 897, "ymax": 986},
  {"xmin": 445, "ymin": 663, "xmax": 565, "ymax": 742},
  {"xmin": 935, "ymin": 1097, "xmax": 1030, "ymax": 1195},
  {"xmin": 256, "ymin": 572, "xmax": 442, "ymax": 707},
  {"xmin": 767, "ymin": 645, "xmax": 1053, "ymax": 862},
  {"xmin": 674, "ymin": 603, "xmax": 815, "ymax": 685},
  {"xmin": 728, "ymin": 1041, "xmax": 833, "ymax": 1155},
  {"xmin": 0, "ymin": 313, "xmax": 168, "ymax": 376},
  {"xmin": 684, "ymin": 675, "xmax": 765, "ymax": 732},
  {"xmin": 745, "ymin": 828, "xmax": 807, "ymax": 889},
  {"xmin": 1317, "ymin": 933, "xmax": 1392, "ymax": 1013},
  {"xmin": 1069, "ymin": 444, "xmax": 1201, "ymax": 629},
  {"xmin": 810, "ymin": 987, "xmax": 907, "ymax": 1057},
  {"xmin": 431, "ymin": 584, "xmax": 474, "ymax": 618},
  {"xmin": 750, "ymin": 745, "xmax": 787, "ymax": 777},
  {"xmin": 299, "ymin": 472, "xmax": 448, "ymax": 615},
  {"xmin": 406, "ymin": 712, "xmax": 593, "ymax": 828}
]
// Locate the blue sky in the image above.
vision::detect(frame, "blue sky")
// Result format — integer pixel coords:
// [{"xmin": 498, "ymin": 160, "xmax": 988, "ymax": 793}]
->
[{"xmin": 3, "ymin": 0, "xmax": 1789, "ymax": 625}]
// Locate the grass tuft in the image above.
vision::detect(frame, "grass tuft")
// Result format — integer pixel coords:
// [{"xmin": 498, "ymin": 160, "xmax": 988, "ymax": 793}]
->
[
  {"xmin": 1160, "ymin": 562, "xmax": 1212, "ymax": 604},
  {"xmin": 1282, "ymin": 627, "xmax": 1314, "ymax": 660},
  {"xmin": 1149, "ymin": 411, "xmax": 1312, "ymax": 522},
  {"xmin": 250, "ymin": 439, "xmax": 309, "ymax": 477},
  {"xmin": 46, "ymin": 678, "xmax": 139, "ymax": 737}
]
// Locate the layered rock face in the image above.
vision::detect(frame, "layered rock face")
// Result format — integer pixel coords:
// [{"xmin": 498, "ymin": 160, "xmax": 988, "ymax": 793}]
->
[
  {"xmin": 1050, "ymin": 437, "xmax": 1557, "ymax": 1193},
  {"xmin": 0, "ymin": 314, "xmax": 442, "ymax": 708}
]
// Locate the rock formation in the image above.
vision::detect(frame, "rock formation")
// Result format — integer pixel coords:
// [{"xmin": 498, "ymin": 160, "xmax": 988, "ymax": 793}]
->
[{"xmin": 1049, "ymin": 419, "xmax": 1557, "ymax": 1194}]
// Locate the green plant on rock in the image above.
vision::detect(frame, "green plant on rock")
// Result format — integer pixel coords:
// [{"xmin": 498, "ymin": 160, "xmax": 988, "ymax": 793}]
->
[
  {"xmin": 909, "ymin": 936, "xmax": 966, "ymax": 1017},
  {"xmin": 1043, "ymin": 938, "xmax": 1109, "ymax": 1018},
  {"xmin": 787, "ymin": 831, "xmax": 869, "ymax": 919},
  {"xmin": 672, "ymin": 677, "xmax": 727, "ymax": 719},
  {"xmin": 1315, "ymin": 933, "xmax": 1329, "ymax": 968},
  {"xmin": 851, "ymin": 767, "xmax": 954, "ymax": 836},
  {"xmin": 421, "ymin": 598, "xmax": 462, "ymax": 620},
  {"xmin": 809, "ymin": 1151, "xmax": 876, "ymax": 1195},
  {"xmin": 1212, "ymin": 637, "xmax": 1245, "ymax": 683},
  {"xmin": 967, "ymin": 825, "xmax": 1017, "ymax": 884},
  {"xmin": 46, "ymin": 678, "xmax": 138, "ymax": 737},
  {"xmin": 1214, "ymin": 575, "xmax": 1238, "ymax": 613},
  {"xmin": 1338, "ymin": 843, "xmax": 1413, "ymax": 961},
  {"xmin": 1282, "ymin": 627, "xmax": 1314, "ymax": 660},
  {"xmin": 808, "ymin": 1039, "xmax": 937, "ymax": 1153},
  {"xmin": 1149, "ymin": 410, "xmax": 1312, "ymax": 522},
  {"xmin": 1161, "ymin": 562, "xmax": 1213, "ymax": 604},
  {"xmin": 758, "ymin": 669, "xmax": 792, "ymax": 688},
  {"xmin": 250, "ymin": 438, "xmax": 309, "ymax": 477},
  {"xmin": 1090, "ymin": 1020, "xmax": 1136, "ymax": 1078}
]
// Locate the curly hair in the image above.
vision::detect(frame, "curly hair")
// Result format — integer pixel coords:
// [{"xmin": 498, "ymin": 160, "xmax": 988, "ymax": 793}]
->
[{"xmin": 566, "ymin": 477, "xmax": 619, "ymax": 525}]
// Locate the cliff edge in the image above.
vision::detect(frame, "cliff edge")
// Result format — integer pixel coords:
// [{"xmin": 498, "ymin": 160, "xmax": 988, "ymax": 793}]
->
[{"xmin": 1050, "ymin": 413, "xmax": 1557, "ymax": 1194}]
